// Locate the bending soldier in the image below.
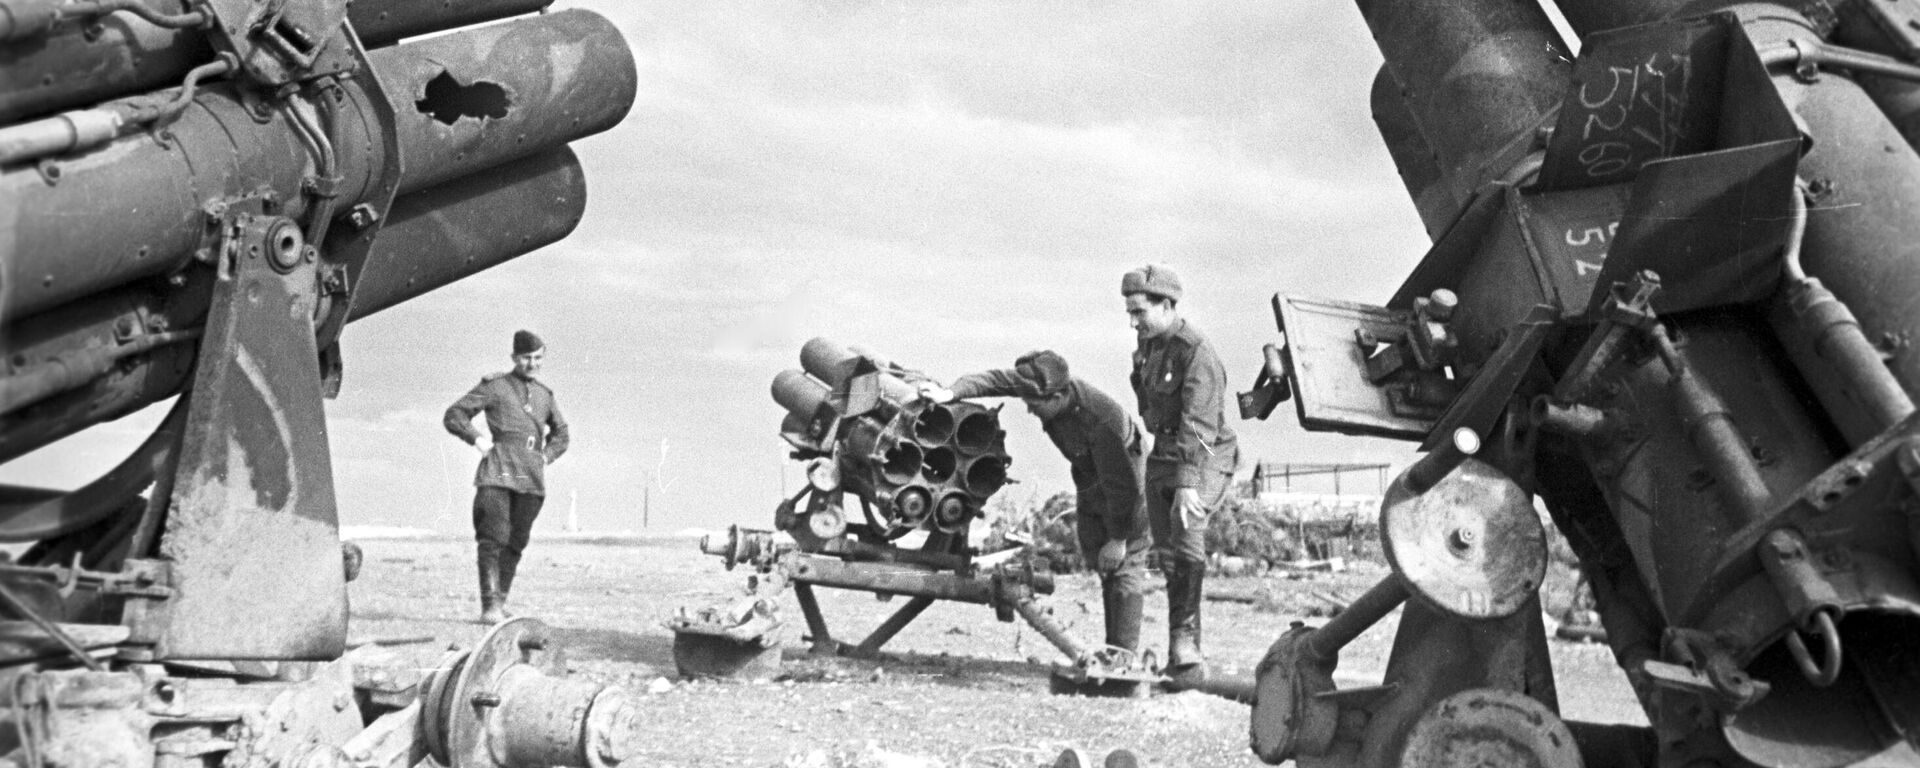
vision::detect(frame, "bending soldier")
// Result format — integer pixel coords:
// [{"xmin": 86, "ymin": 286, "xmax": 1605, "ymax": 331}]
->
[
  {"xmin": 920, "ymin": 351, "xmax": 1151, "ymax": 655},
  {"xmin": 1122, "ymin": 264, "xmax": 1239, "ymax": 680},
  {"xmin": 443, "ymin": 329, "xmax": 570, "ymax": 624}
]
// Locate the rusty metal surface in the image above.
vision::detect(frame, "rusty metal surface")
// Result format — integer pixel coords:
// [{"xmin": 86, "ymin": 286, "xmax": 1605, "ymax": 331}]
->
[
  {"xmin": 367, "ymin": 8, "xmax": 636, "ymax": 195},
  {"xmin": 0, "ymin": 8, "xmax": 629, "ymax": 329},
  {"xmin": 1353, "ymin": 0, "xmax": 1570, "ymax": 201},
  {"xmin": 0, "ymin": 1, "xmax": 213, "ymax": 124},
  {"xmin": 351, "ymin": 0, "xmax": 555, "ymax": 48},
  {"xmin": 1383, "ymin": 457, "xmax": 1544, "ymax": 619},
  {"xmin": 1398, "ymin": 688, "xmax": 1584, "ymax": 768},
  {"xmin": 1273, "ymin": 294, "xmax": 1436, "ymax": 439},
  {"xmin": 159, "ymin": 217, "xmax": 346, "ymax": 660}
]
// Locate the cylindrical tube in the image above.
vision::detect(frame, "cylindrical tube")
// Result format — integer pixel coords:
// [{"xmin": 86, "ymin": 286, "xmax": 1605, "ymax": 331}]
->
[
  {"xmin": 367, "ymin": 8, "xmax": 636, "ymax": 195},
  {"xmin": 954, "ymin": 411, "xmax": 1000, "ymax": 453},
  {"xmin": 1403, "ymin": 428, "xmax": 1480, "ymax": 495},
  {"xmin": 1370, "ymin": 66, "xmax": 1458, "ymax": 240},
  {"xmin": 1652, "ymin": 326, "xmax": 1771, "ymax": 523},
  {"xmin": 879, "ymin": 442, "xmax": 922, "ymax": 485},
  {"xmin": 0, "ymin": 0, "xmax": 555, "ymax": 124},
  {"xmin": 932, "ymin": 491, "xmax": 971, "ymax": 532},
  {"xmin": 799, "ymin": 337, "xmax": 917, "ymax": 402},
  {"xmin": 770, "ymin": 370, "xmax": 831, "ymax": 420},
  {"xmin": 1304, "ymin": 576, "xmax": 1412, "ymax": 662},
  {"xmin": 1010, "ymin": 595, "xmax": 1092, "ymax": 663},
  {"xmin": 913, "ymin": 404, "xmax": 955, "ymax": 445},
  {"xmin": 349, "ymin": 147, "xmax": 586, "ymax": 320},
  {"xmin": 1531, "ymin": 396, "xmax": 1609, "ymax": 438},
  {"xmin": 889, "ymin": 486, "xmax": 932, "ymax": 526},
  {"xmin": 0, "ymin": 8, "xmax": 634, "ymax": 327},
  {"xmin": 492, "ymin": 665, "xmax": 611, "ymax": 767},
  {"xmin": 1355, "ymin": 0, "xmax": 1570, "ymax": 198},
  {"xmin": 921, "ymin": 447, "xmax": 957, "ymax": 483},
  {"xmin": 961, "ymin": 455, "xmax": 1008, "ymax": 498},
  {"xmin": 1785, "ymin": 278, "xmax": 1916, "ymax": 443},
  {"xmin": 0, "ymin": 109, "xmax": 124, "ymax": 163},
  {"xmin": 351, "ymin": 0, "xmax": 554, "ymax": 47}
]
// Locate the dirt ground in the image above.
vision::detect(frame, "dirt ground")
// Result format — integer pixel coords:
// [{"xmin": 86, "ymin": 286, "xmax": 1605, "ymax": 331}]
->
[{"xmin": 345, "ymin": 534, "xmax": 1644, "ymax": 768}]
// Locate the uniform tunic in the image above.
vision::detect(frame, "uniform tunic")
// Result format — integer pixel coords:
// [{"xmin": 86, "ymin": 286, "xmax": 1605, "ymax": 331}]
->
[
  {"xmin": 443, "ymin": 372, "xmax": 570, "ymax": 496},
  {"xmin": 1130, "ymin": 318, "xmax": 1238, "ymax": 564},
  {"xmin": 949, "ymin": 373, "xmax": 1148, "ymax": 545}
]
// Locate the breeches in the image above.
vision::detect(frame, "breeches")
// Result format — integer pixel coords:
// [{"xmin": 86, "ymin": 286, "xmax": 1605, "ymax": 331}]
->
[
  {"xmin": 1074, "ymin": 487, "xmax": 1149, "ymax": 595},
  {"xmin": 1145, "ymin": 464, "xmax": 1233, "ymax": 567},
  {"xmin": 473, "ymin": 486, "xmax": 544, "ymax": 554}
]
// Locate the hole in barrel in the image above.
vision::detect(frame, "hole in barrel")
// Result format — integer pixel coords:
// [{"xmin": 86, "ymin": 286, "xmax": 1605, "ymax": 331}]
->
[
  {"xmin": 963, "ymin": 456, "xmax": 1007, "ymax": 497},
  {"xmin": 915, "ymin": 405, "xmax": 955, "ymax": 445},
  {"xmin": 415, "ymin": 70, "xmax": 511, "ymax": 125},
  {"xmin": 922, "ymin": 447, "xmax": 957, "ymax": 483},
  {"xmin": 955, "ymin": 413, "xmax": 999, "ymax": 453}
]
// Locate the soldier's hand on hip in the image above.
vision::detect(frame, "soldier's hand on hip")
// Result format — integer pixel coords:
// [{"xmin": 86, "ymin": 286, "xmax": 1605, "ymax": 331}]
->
[
  {"xmin": 1174, "ymin": 487, "xmax": 1207, "ymax": 529},
  {"xmin": 1096, "ymin": 539, "xmax": 1127, "ymax": 573},
  {"xmin": 473, "ymin": 436, "xmax": 493, "ymax": 455}
]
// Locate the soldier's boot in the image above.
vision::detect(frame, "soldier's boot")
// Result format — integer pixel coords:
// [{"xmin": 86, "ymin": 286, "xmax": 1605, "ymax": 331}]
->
[
  {"xmin": 1166, "ymin": 562, "xmax": 1207, "ymax": 682},
  {"xmin": 497, "ymin": 548, "xmax": 522, "ymax": 619},
  {"xmin": 1101, "ymin": 575, "xmax": 1143, "ymax": 653},
  {"xmin": 477, "ymin": 546, "xmax": 506, "ymax": 624}
]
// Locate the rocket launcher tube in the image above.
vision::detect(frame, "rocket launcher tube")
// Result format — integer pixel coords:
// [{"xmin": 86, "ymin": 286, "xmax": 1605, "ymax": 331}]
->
[
  {"xmin": 0, "ymin": 8, "xmax": 636, "ymax": 327},
  {"xmin": 0, "ymin": 0, "xmax": 553, "ymax": 124},
  {"xmin": 0, "ymin": 147, "xmax": 589, "ymax": 462}
]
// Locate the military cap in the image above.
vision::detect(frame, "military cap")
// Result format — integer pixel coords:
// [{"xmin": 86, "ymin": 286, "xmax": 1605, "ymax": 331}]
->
[
  {"xmin": 1013, "ymin": 350, "xmax": 1070, "ymax": 398},
  {"xmin": 1120, "ymin": 263, "xmax": 1183, "ymax": 302},
  {"xmin": 513, "ymin": 329, "xmax": 546, "ymax": 355}
]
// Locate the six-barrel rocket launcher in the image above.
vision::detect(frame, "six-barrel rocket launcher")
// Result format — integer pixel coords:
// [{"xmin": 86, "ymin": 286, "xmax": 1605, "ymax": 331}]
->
[
  {"xmin": 1243, "ymin": 0, "xmax": 1920, "ymax": 765},
  {"xmin": 770, "ymin": 337, "xmax": 1014, "ymax": 546},
  {"xmin": 1, "ymin": 1, "xmax": 633, "ymax": 462}
]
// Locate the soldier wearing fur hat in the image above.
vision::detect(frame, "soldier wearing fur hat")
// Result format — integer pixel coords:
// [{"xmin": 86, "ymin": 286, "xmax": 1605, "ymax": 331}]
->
[
  {"xmin": 444, "ymin": 329, "xmax": 570, "ymax": 623},
  {"xmin": 1122, "ymin": 264, "xmax": 1239, "ymax": 681},
  {"xmin": 919, "ymin": 350, "xmax": 1150, "ymax": 656}
]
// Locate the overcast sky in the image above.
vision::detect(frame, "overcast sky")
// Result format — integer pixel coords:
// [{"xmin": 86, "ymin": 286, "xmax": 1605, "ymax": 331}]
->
[{"xmin": 12, "ymin": 0, "xmax": 1439, "ymax": 534}]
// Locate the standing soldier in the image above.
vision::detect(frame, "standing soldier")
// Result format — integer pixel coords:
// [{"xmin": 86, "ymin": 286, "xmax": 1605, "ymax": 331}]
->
[
  {"xmin": 1123, "ymin": 264, "xmax": 1238, "ymax": 680},
  {"xmin": 444, "ymin": 329, "xmax": 570, "ymax": 623},
  {"xmin": 919, "ymin": 351, "xmax": 1150, "ymax": 656}
]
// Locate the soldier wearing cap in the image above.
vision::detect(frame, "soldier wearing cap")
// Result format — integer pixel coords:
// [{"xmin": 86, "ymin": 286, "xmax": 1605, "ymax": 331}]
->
[
  {"xmin": 920, "ymin": 351, "xmax": 1151, "ymax": 655},
  {"xmin": 444, "ymin": 329, "xmax": 570, "ymax": 623},
  {"xmin": 1122, "ymin": 264, "xmax": 1239, "ymax": 678}
]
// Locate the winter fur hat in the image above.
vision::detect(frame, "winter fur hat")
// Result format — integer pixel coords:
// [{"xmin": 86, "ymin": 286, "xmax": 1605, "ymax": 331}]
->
[
  {"xmin": 1013, "ymin": 350, "xmax": 1070, "ymax": 398},
  {"xmin": 1120, "ymin": 263, "xmax": 1183, "ymax": 302}
]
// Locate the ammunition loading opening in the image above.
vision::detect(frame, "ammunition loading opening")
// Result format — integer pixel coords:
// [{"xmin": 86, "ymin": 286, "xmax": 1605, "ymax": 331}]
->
[
  {"xmin": 913, "ymin": 404, "xmax": 955, "ymax": 445},
  {"xmin": 962, "ymin": 455, "xmax": 1007, "ymax": 497},
  {"xmin": 415, "ymin": 70, "xmax": 510, "ymax": 125},
  {"xmin": 921, "ymin": 446, "xmax": 957, "ymax": 483},
  {"xmin": 881, "ymin": 442, "xmax": 923, "ymax": 484},
  {"xmin": 954, "ymin": 412, "xmax": 998, "ymax": 453}
]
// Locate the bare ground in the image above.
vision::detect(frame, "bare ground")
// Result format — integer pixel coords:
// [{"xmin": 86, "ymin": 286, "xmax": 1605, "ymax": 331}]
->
[{"xmin": 345, "ymin": 535, "xmax": 1643, "ymax": 768}]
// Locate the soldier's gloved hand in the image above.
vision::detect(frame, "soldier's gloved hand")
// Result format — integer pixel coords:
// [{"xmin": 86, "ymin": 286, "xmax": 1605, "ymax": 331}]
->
[
  {"xmin": 1174, "ymin": 487, "xmax": 1207, "ymax": 530},
  {"xmin": 473, "ymin": 435, "xmax": 493, "ymax": 455},
  {"xmin": 917, "ymin": 382, "xmax": 956, "ymax": 403},
  {"xmin": 1096, "ymin": 540, "xmax": 1127, "ymax": 574}
]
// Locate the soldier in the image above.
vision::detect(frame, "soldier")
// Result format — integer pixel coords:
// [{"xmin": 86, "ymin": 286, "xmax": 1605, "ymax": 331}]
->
[
  {"xmin": 1122, "ymin": 264, "xmax": 1238, "ymax": 679},
  {"xmin": 919, "ymin": 351, "xmax": 1150, "ymax": 655},
  {"xmin": 444, "ymin": 329, "xmax": 570, "ymax": 623}
]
